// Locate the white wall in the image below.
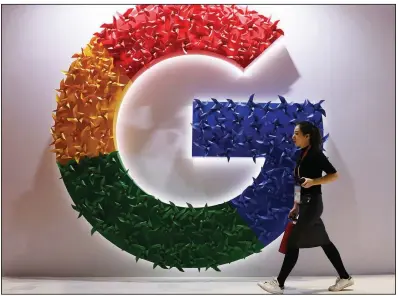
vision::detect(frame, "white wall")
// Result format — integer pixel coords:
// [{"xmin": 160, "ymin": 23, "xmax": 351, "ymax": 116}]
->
[{"xmin": 2, "ymin": 5, "xmax": 395, "ymax": 277}]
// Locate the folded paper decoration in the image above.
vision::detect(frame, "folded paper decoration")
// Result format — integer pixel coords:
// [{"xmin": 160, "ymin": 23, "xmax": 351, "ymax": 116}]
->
[{"xmin": 51, "ymin": 5, "xmax": 327, "ymax": 272}]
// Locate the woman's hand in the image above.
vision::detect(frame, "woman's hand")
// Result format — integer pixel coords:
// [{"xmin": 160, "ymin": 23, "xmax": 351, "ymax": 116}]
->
[
  {"xmin": 301, "ymin": 178, "xmax": 315, "ymax": 188},
  {"xmin": 288, "ymin": 207, "xmax": 299, "ymax": 220}
]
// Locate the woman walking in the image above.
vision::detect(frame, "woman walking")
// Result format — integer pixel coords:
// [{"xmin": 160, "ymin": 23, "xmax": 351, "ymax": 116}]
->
[{"xmin": 258, "ymin": 121, "xmax": 353, "ymax": 294}]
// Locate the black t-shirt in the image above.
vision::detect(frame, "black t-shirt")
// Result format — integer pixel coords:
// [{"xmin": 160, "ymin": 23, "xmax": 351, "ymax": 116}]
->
[{"xmin": 294, "ymin": 146, "xmax": 337, "ymax": 195}]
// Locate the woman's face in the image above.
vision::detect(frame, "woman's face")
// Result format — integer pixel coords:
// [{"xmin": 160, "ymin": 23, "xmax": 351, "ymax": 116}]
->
[{"xmin": 292, "ymin": 125, "xmax": 310, "ymax": 148}]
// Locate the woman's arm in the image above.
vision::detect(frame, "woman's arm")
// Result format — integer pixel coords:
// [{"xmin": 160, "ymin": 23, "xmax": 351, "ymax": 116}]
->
[
  {"xmin": 315, "ymin": 151, "xmax": 338, "ymax": 185},
  {"xmin": 302, "ymin": 151, "xmax": 339, "ymax": 188},
  {"xmin": 313, "ymin": 172, "xmax": 339, "ymax": 185}
]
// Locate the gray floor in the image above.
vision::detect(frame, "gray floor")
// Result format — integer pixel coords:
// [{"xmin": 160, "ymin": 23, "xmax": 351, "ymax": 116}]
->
[{"xmin": 2, "ymin": 275, "xmax": 395, "ymax": 294}]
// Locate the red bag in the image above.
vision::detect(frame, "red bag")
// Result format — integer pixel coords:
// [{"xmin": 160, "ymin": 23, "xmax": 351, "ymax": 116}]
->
[{"xmin": 279, "ymin": 221, "xmax": 295, "ymax": 254}]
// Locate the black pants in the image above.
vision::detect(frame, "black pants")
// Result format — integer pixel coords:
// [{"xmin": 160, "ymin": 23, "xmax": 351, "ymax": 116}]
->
[{"xmin": 277, "ymin": 242, "xmax": 350, "ymax": 287}]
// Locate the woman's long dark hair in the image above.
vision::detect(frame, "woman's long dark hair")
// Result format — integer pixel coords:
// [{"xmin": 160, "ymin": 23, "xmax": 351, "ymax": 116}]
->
[{"xmin": 297, "ymin": 121, "xmax": 321, "ymax": 151}]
